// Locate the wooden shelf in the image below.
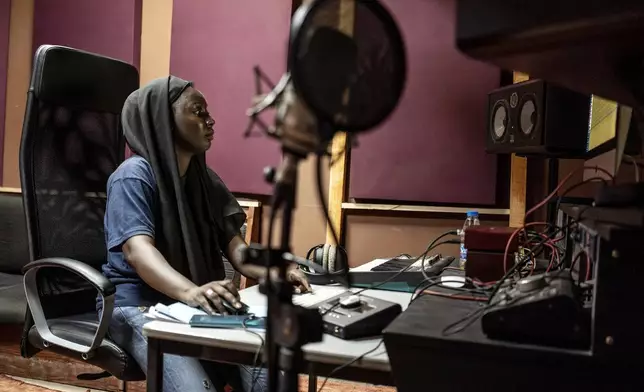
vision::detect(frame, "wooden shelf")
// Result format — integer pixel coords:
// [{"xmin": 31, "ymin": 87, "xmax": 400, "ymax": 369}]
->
[
  {"xmin": 1, "ymin": 187, "xmax": 262, "ymax": 208},
  {"xmin": 238, "ymin": 200, "xmax": 261, "ymax": 208},
  {"xmin": 342, "ymin": 202, "xmax": 510, "ymax": 216}
]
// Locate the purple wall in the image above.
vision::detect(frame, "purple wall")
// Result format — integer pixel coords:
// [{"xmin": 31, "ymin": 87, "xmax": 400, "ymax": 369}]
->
[
  {"xmin": 349, "ymin": 0, "xmax": 500, "ymax": 205},
  {"xmin": 170, "ymin": 0, "xmax": 291, "ymax": 196},
  {"xmin": 33, "ymin": 0, "xmax": 142, "ymax": 67},
  {"xmin": 0, "ymin": 0, "xmax": 10, "ymax": 185}
]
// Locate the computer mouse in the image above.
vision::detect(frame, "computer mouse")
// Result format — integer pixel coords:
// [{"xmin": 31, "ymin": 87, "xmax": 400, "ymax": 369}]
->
[{"xmin": 221, "ymin": 299, "xmax": 250, "ymax": 315}]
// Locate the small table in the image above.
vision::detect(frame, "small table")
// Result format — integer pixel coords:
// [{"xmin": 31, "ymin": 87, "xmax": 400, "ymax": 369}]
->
[{"xmin": 143, "ymin": 285, "xmax": 411, "ymax": 392}]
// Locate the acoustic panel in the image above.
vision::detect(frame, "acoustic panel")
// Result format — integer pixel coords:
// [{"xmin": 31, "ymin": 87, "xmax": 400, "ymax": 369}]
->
[
  {"xmin": 0, "ymin": 0, "xmax": 10, "ymax": 185},
  {"xmin": 170, "ymin": 0, "xmax": 291, "ymax": 196},
  {"xmin": 32, "ymin": 0, "xmax": 142, "ymax": 67},
  {"xmin": 349, "ymin": 0, "xmax": 500, "ymax": 205}
]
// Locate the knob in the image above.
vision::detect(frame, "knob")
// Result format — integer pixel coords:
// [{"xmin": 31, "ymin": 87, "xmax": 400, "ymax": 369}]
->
[
  {"xmin": 517, "ymin": 275, "xmax": 548, "ymax": 293},
  {"xmin": 263, "ymin": 166, "xmax": 275, "ymax": 184}
]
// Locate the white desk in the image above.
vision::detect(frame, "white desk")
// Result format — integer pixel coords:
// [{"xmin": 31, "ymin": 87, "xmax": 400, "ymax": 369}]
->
[{"xmin": 143, "ymin": 285, "xmax": 412, "ymax": 392}]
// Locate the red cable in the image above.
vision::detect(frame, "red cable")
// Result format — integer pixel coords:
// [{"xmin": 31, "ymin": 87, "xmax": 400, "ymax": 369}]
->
[
  {"xmin": 532, "ymin": 241, "xmax": 557, "ymax": 272},
  {"xmin": 503, "ymin": 222, "xmax": 550, "ymax": 274},
  {"xmin": 421, "ymin": 289, "xmax": 488, "ymax": 302},
  {"xmin": 472, "ymin": 279, "xmax": 498, "ymax": 286},
  {"xmin": 524, "ymin": 166, "xmax": 615, "ymax": 220}
]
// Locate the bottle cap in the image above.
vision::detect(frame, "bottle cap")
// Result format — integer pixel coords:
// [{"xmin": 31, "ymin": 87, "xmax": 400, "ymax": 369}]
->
[{"xmin": 467, "ymin": 211, "xmax": 479, "ymax": 217}]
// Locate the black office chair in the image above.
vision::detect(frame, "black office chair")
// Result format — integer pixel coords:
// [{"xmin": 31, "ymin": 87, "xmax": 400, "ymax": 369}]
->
[{"xmin": 18, "ymin": 45, "xmax": 145, "ymax": 385}]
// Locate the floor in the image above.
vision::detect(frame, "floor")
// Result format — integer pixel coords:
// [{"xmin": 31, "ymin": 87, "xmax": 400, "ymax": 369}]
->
[
  {"xmin": 6, "ymin": 375, "xmax": 395, "ymax": 392},
  {"xmin": 3, "ymin": 376, "xmax": 106, "ymax": 391}
]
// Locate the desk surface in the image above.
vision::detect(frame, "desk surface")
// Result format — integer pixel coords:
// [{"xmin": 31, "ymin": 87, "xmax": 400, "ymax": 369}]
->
[{"xmin": 143, "ymin": 285, "xmax": 412, "ymax": 372}]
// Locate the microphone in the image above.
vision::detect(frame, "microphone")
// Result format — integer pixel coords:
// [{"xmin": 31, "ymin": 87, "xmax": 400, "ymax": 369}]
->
[
  {"xmin": 245, "ymin": 26, "xmax": 359, "ymax": 159},
  {"xmin": 247, "ymin": 73, "xmax": 320, "ymax": 159}
]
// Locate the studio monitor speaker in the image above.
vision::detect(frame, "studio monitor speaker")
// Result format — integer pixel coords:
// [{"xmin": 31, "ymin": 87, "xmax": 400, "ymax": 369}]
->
[{"xmin": 487, "ymin": 79, "xmax": 591, "ymax": 156}]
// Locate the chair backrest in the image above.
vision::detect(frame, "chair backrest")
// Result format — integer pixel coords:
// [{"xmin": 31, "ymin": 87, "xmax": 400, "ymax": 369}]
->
[{"xmin": 20, "ymin": 45, "xmax": 138, "ymax": 301}]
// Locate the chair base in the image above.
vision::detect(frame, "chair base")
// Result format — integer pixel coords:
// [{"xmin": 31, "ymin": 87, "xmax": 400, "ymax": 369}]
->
[
  {"xmin": 0, "ymin": 324, "xmax": 127, "ymax": 391},
  {"xmin": 26, "ymin": 313, "xmax": 145, "ymax": 382}
]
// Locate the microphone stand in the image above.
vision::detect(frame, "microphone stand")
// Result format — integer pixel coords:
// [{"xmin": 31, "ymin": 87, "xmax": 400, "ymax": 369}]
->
[
  {"xmin": 244, "ymin": 151, "xmax": 324, "ymax": 392},
  {"xmin": 244, "ymin": 74, "xmax": 340, "ymax": 392}
]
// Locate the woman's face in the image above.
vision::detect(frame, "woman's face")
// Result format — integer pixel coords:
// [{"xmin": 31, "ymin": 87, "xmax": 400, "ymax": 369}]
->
[{"xmin": 173, "ymin": 86, "xmax": 215, "ymax": 154}]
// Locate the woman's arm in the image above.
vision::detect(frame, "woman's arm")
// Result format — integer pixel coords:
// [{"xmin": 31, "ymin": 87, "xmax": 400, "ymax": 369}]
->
[
  {"xmin": 226, "ymin": 235, "xmax": 266, "ymax": 281},
  {"xmin": 124, "ymin": 234, "xmax": 242, "ymax": 313},
  {"xmin": 123, "ymin": 234, "xmax": 197, "ymax": 300},
  {"xmin": 226, "ymin": 235, "xmax": 312, "ymax": 292}
]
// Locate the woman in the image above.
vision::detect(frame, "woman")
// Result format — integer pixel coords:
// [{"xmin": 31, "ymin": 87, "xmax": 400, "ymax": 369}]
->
[{"xmin": 99, "ymin": 76, "xmax": 310, "ymax": 391}]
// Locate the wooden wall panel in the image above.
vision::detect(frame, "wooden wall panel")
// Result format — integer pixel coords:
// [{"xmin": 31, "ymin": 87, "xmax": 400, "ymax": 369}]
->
[
  {"xmin": 32, "ymin": 0, "xmax": 142, "ymax": 67},
  {"xmin": 348, "ymin": 0, "xmax": 500, "ymax": 205},
  {"xmin": 170, "ymin": 0, "xmax": 291, "ymax": 195},
  {"xmin": 3, "ymin": 0, "xmax": 142, "ymax": 188},
  {"xmin": 2, "ymin": 0, "xmax": 33, "ymax": 188}
]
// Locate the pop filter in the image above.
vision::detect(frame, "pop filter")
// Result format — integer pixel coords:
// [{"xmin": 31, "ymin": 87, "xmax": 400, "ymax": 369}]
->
[{"xmin": 289, "ymin": 0, "xmax": 407, "ymax": 134}]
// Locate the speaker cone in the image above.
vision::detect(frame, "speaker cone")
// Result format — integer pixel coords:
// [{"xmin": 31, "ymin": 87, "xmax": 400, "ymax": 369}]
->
[
  {"xmin": 520, "ymin": 97, "xmax": 537, "ymax": 136},
  {"xmin": 491, "ymin": 101, "xmax": 508, "ymax": 141}
]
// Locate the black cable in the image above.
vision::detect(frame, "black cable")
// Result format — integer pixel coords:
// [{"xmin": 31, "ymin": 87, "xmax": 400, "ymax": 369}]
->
[
  {"xmin": 242, "ymin": 318, "xmax": 266, "ymax": 392},
  {"xmin": 320, "ymin": 231, "xmax": 458, "ymax": 316},
  {"xmin": 525, "ymin": 230, "xmax": 565, "ymax": 272},
  {"xmin": 441, "ymin": 301, "xmax": 500, "ymax": 336},
  {"xmin": 437, "ymin": 224, "xmax": 573, "ymax": 336},
  {"xmin": 554, "ymin": 176, "xmax": 606, "ymax": 220},
  {"xmin": 316, "ymin": 340, "xmax": 386, "ymax": 392},
  {"xmin": 487, "ymin": 222, "xmax": 571, "ymax": 304},
  {"xmin": 553, "ymin": 245, "xmax": 583, "ymax": 271},
  {"xmin": 420, "ymin": 236, "xmax": 460, "ymax": 281},
  {"xmin": 409, "ymin": 277, "xmax": 491, "ymax": 305},
  {"xmin": 442, "ymin": 273, "xmax": 570, "ymax": 337},
  {"xmin": 355, "ymin": 233, "xmax": 455, "ymax": 295}
]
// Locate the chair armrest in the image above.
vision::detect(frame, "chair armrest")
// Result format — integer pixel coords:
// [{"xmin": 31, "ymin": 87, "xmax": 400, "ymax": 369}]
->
[{"xmin": 22, "ymin": 257, "xmax": 115, "ymax": 359}]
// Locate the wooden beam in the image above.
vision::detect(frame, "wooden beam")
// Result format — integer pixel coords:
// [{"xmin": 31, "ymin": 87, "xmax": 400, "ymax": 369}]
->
[
  {"xmin": 239, "ymin": 205, "xmax": 261, "ymax": 289},
  {"xmin": 513, "ymin": 72, "xmax": 529, "ymax": 83},
  {"xmin": 326, "ymin": 132, "xmax": 348, "ymax": 244},
  {"xmin": 325, "ymin": 0, "xmax": 354, "ymax": 245},
  {"xmin": 140, "ymin": 0, "xmax": 173, "ymax": 86},
  {"xmin": 0, "ymin": 186, "xmax": 20, "ymax": 193},
  {"xmin": 342, "ymin": 202, "xmax": 510, "ymax": 216},
  {"xmin": 509, "ymin": 154, "xmax": 528, "ymax": 227},
  {"xmin": 0, "ymin": 187, "xmax": 262, "ymax": 210},
  {"xmin": 2, "ymin": 0, "xmax": 34, "ymax": 188},
  {"xmin": 508, "ymin": 71, "xmax": 529, "ymax": 227},
  {"xmin": 238, "ymin": 199, "xmax": 261, "ymax": 208}
]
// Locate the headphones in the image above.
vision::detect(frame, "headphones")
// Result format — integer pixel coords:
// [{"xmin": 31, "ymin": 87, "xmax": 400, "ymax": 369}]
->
[{"xmin": 302, "ymin": 244, "xmax": 349, "ymax": 285}]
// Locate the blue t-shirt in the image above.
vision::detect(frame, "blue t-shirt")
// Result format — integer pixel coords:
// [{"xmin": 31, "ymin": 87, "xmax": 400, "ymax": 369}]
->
[{"xmin": 98, "ymin": 156, "xmax": 173, "ymax": 310}]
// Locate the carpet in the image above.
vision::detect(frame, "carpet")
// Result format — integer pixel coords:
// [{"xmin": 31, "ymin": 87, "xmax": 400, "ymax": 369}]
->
[
  {"xmin": 0, "ymin": 375, "xmax": 60, "ymax": 392},
  {"xmin": 0, "ymin": 375, "xmax": 395, "ymax": 392},
  {"xmin": 299, "ymin": 376, "xmax": 395, "ymax": 392}
]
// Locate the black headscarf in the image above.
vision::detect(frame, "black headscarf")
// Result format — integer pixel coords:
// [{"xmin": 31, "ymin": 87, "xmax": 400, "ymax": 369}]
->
[{"xmin": 120, "ymin": 76, "xmax": 246, "ymax": 285}]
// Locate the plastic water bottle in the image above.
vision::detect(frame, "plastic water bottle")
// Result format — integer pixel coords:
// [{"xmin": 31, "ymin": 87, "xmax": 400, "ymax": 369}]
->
[{"xmin": 459, "ymin": 211, "xmax": 480, "ymax": 270}]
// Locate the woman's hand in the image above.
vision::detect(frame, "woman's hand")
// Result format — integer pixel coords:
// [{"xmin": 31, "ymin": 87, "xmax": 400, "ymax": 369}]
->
[
  {"xmin": 286, "ymin": 267, "xmax": 312, "ymax": 294},
  {"xmin": 179, "ymin": 280, "xmax": 241, "ymax": 315}
]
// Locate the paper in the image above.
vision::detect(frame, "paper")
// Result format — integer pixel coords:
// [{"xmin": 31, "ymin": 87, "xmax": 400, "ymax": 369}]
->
[
  {"xmin": 146, "ymin": 302, "xmax": 267, "ymax": 323},
  {"xmin": 247, "ymin": 305, "xmax": 267, "ymax": 318},
  {"xmin": 154, "ymin": 302, "xmax": 206, "ymax": 324},
  {"xmin": 145, "ymin": 306, "xmax": 180, "ymax": 322}
]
